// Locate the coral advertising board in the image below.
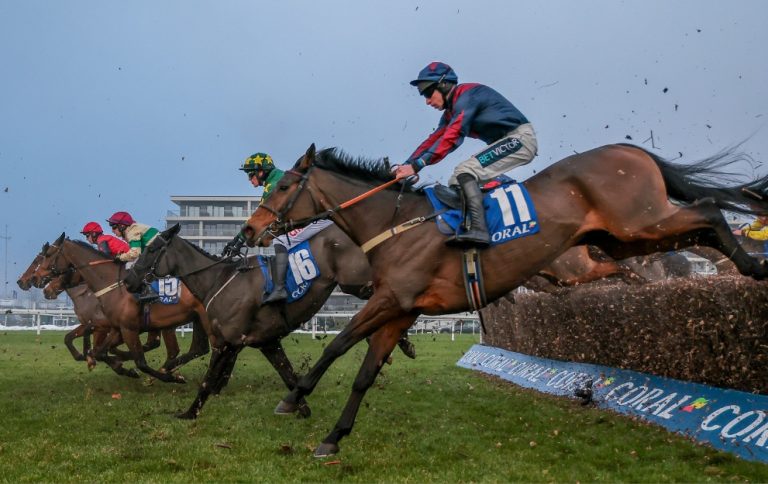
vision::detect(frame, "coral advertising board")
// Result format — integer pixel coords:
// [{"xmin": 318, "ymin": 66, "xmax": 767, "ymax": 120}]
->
[{"xmin": 458, "ymin": 345, "xmax": 768, "ymax": 463}]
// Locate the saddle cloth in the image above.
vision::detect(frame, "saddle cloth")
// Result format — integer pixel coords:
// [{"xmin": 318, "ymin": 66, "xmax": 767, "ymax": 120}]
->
[
  {"xmin": 424, "ymin": 177, "xmax": 540, "ymax": 247},
  {"xmin": 149, "ymin": 277, "xmax": 182, "ymax": 304},
  {"xmin": 257, "ymin": 240, "xmax": 321, "ymax": 303}
]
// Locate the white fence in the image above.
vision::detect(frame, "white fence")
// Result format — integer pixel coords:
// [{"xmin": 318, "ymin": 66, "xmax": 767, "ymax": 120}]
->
[{"xmin": 1, "ymin": 307, "xmax": 482, "ymax": 341}]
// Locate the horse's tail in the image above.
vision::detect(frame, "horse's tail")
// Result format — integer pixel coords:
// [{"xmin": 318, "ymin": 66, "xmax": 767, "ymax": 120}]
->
[{"xmin": 621, "ymin": 143, "xmax": 768, "ymax": 215}]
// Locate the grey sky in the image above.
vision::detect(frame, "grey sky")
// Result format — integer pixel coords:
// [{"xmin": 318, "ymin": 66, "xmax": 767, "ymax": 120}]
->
[{"xmin": 1, "ymin": 0, "xmax": 766, "ymax": 295}]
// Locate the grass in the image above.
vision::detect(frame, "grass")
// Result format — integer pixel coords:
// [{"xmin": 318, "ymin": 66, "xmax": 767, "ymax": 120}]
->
[{"xmin": 0, "ymin": 331, "xmax": 767, "ymax": 483}]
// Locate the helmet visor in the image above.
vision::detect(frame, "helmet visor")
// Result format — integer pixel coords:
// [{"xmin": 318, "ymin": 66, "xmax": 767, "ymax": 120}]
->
[{"xmin": 416, "ymin": 81, "xmax": 437, "ymax": 96}]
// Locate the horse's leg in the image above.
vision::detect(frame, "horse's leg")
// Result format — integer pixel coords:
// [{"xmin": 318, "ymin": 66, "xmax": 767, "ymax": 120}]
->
[
  {"xmin": 160, "ymin": 328, "xmax": 181, "ymax": 367},
  {"xmin": 314, "ymin": 316, "xmax": 416, "ymax": 457},
  {"xmin": 599, "ymin": 200, "xmax": 767, "ymax": 278},
  {"xmin": 177, "ymin": 343, "xmax": 242, "ymax": 419},
  {"xmin": 258, "ymin": 341, "xmax": 312, "ymax": 418},
  {"xmin": 64, "ymin": 324, "xmax": 90, "ymax": 361},
  {"xmin": 91, "ymin": 329, "xmax": 140, "ymax": 378},
  {"xmin": 142, "ymin": 330, "xmax": 162, "ymax": 352},
  {"xmin": 162, "ymin": 320, "xmax": 210, "ymax": 372},
  {"xmin": 275, "ymin": 292, "xmax": 410, "ymax": 413},
  {"xmin": 120, "ymin": 328, "xmax": 186, "ymax": 383}
]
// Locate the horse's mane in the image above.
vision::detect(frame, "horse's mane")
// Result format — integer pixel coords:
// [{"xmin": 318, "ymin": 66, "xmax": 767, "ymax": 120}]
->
[
  {"xmin": 69, "ymin": 239, "xmax": 110, "ymax": 259},
  {"xmin": 311, "ymin": 148, "xmax": 416, "ymax": 192},
  {"xmin": 171, "ymin": 233, "xmax": 224, "ymax": 261}
]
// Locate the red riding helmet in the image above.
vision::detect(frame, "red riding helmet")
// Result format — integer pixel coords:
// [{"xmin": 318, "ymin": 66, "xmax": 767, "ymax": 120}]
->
[
  {"xmin": 107, "ymin": 211, "xmax": 136, "ymax": 226},
  {"xmin": 80, "ymin": 222, "xmax": 104, "ymax": 235}
]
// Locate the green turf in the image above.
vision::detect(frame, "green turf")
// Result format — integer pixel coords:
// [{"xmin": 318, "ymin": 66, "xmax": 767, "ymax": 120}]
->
[{"xmin": 0, "ymin": 331, "xmax": 766, "ymax": 483}]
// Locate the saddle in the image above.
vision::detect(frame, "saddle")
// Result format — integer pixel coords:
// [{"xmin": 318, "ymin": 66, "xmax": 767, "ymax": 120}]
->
[{"xmin": 429, "ymin": 175, "xmax": 516, "ymax": 210}]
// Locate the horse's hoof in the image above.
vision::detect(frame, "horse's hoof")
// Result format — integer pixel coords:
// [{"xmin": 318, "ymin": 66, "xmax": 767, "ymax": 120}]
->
[
  {"xmin": 174, "ymin": 375, "xmax": 187, "ymax": 384},
  {"xmin": 296, "ymin": 403, "xmax": 312, "ymax": 419},
  {"xmin": 314, "ymin": 442, "xmax": 340, "ymax": 458},
  {"xmin": 126, "ymin": 369, "xmax": 140, "ymax": 378},
  {"xmin": 176, "ymin": 410, "xmax": 197, "ymax": 420},
  {"xmin": 274, "ymin": 399, "xmax": 298, "ymax": 415}
]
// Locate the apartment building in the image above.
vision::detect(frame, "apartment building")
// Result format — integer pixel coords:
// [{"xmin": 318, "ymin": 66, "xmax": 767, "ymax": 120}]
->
[{"xmin": 166, "ymin": 195, "xmax": 260, "ymax": 254}]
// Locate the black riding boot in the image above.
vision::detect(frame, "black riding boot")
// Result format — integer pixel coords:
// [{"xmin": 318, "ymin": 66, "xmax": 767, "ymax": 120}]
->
[
  {"xmin": 448, "ymin": 173, "xmax": 490, "ymax": 247},
  {"xmin": 263, "ymin": 245, "xmax": 289, "ymax": 304}
]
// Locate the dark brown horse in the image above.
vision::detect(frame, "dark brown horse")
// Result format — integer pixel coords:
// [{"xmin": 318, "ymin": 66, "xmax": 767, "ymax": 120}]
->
[
  {"xmin": 243, "ymin": 143, "xmax": 768, "ymax": 456},
  {"xmin": 34, "ymin": 235, "xmax": 210, "ymax": 382},
  {"xmin": 124, "ymin": 222, "xmax": 376, "ymax": 419}
]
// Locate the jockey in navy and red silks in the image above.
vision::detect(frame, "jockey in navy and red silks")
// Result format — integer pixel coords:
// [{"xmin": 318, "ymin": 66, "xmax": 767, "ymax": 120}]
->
[{"xmin": 394, "ymin": 61, "xmax": 538, "ymax": 247}]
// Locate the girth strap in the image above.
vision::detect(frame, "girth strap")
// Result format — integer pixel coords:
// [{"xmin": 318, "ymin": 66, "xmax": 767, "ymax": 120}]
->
[
  {"xmin": 93, "ymin": 281, "xmax": 122, "ymax": 298},
  {"xmin": 360, "ymin": 210, "xmax": 446, "ymax": 254}
]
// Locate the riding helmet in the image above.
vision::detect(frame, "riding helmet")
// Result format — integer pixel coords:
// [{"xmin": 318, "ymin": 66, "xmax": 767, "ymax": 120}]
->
[
  {"xmin": 106, "ymin": 211, "xmax": 136, "ymax": 226},
  {"xmin": 240, "ymin": 153, "xmax": 275, "ymax": 173},
  {"xmin": 410, "ymin": 62, "xmax": 458, "ymax": 94},
  {"xmin": 81, "ymin": 221, "xmax": 104, "ymax": 235}
]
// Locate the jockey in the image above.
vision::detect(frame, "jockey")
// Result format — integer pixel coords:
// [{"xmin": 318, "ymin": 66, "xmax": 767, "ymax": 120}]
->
[
  {"xmin": 222, "ymin": 152, "xmax": 333, "ymax": 303},
  {"xmin": 734, "ymin": 214, "xmax": 768, "ymax": 256},
  {"xmin": 106, "ymin": 211, "xmax": 160, "ymax": 265},
  {"xmin": 80, "ymin": 221, "xmax": 129, "ymax": 257},
  {"xmin": 394, "ymin": 61, "xmax": 538, "ymax": 247}
]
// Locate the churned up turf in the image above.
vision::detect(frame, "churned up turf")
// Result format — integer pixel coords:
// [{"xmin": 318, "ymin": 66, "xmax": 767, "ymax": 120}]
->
[{"xmin": 0, "ymin": 331, "xmax": 766, "ymax": 483}]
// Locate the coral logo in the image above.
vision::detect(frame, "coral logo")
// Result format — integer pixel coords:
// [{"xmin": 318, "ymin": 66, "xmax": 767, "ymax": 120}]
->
[
  {"xmin": 681, "ymin": 397, "xmax": 709, "ymax": 412},
  {"xmin": 595, "ymin": 377, "xmax": 615, "ymax": 389}
]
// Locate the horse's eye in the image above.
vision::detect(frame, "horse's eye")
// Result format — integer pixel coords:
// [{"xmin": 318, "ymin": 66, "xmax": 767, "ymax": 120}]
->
[{"xmin": 279, "ymin": 185, "xmax": 289, "ymax": 191}]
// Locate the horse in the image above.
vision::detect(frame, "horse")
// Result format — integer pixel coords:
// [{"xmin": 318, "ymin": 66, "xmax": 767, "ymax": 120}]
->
[
  {"xmin": 34, "ymin": 235, "xmax": 210, "ymax": 382},
  {"xmin": 242, "ymin": 143, "xmax": 768, "ymax": 457},
  {"xmin": 123, "ymin": 222, "xmax": 377, "ymax": 419},
  {"xmin": 41, "ymin": 261, "xmax": 189, "ymax": 376},
  {"xmin": 17, "ymin": 243, "xmax": 178, "ymax": 375},
  {"xmin": 529, "ymin": 245, "xmax": 645, "ymax": 292}
]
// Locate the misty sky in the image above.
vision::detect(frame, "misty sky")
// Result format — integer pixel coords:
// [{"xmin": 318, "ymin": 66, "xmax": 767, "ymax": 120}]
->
[{"xmin": 1, "ymin": 0, "xmax": 767, "ymax": 295}]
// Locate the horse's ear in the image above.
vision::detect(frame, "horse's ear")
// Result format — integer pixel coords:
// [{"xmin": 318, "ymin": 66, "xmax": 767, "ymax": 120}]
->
[
  {"xmin": 54, "ymin": 233, "xmax": 65, "ymax": 245},
  {"xmin": 169, "ymin": 223, "xmax": 181, "ymax": 236},
  {"xmin": 299, "ymin": 143, "xmax": 316, "ymax": 171},
  {"xmin": 42, "ymin": 242, "xmax": 49, "ymax": 253}
]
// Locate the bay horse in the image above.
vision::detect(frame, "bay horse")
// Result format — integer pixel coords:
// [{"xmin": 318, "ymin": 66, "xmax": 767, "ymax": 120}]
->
[
  {"xmin": 530, "ymin": 245, "xmax": 644, "ymax": 291},
  {"xmin": 34, "ymin": 235, "xmax": 210, "ymax": 382},
  {"xmin": 243, "ymin": 143, "xmax": 768, "ymax": 457},
  {"xmin": 40, "ymin": 261, "xmax": 194, "ymax": 376},
  {"xmin": 18, "ymin": 244, "xmax": 180, "ymax": 376},
  {"xmin": 123, "ymin": 222, "xmax": 376, "ymax": 419}
]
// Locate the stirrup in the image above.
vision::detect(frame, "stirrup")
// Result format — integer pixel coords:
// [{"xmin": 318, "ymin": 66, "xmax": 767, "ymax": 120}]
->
[
  {"xmin": 446, "ymin": 230, "xmax": 490, "ymax": 248},
  {"xmin": 263, "ymin": 288, "xmax": 288, "ymax": 304}
]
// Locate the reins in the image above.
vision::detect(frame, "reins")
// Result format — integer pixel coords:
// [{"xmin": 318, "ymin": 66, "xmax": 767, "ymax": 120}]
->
[
  {"xmin": 257, "ymin": 168, "xmax": 445, "ymax": 253},
  {"xmin": 256, "ymin": 168, "xmax": 405, "ymax": 243}
]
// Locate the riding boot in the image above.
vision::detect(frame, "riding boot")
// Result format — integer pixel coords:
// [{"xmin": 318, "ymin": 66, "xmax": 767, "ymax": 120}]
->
[
  {"xmin": 447, "ymin": 173, "xmax": 491, "ymax": 248},
  {"xmin": 263, "ymin": 245, "xmax": 289, "ymax": 304},
  {"xmin": 137, "ymin": 283, "xmax": 159, "ymax": 304}
]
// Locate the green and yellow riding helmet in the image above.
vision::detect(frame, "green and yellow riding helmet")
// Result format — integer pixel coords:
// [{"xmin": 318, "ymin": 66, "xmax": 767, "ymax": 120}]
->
[{"xmin": 240, "ymin": 152, "xmax": 275, "ymax": 180}]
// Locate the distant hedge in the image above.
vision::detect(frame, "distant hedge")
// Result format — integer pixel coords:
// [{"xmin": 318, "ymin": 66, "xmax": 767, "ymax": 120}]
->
[{"xmin": 481, "ymin": 275, "xmax": 768, "ymax": 394}]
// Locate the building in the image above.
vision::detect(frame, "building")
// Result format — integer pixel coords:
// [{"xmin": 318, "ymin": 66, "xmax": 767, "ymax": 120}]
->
[{"xmin": 166, "ymin": 195, "xmax": 260, "ymax": 254}]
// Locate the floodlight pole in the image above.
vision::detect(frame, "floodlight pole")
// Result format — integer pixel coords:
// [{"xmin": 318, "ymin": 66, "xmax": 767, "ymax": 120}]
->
[{"xmin": 1, "ymin": 225, "xmax": 10, "ymax": 299}]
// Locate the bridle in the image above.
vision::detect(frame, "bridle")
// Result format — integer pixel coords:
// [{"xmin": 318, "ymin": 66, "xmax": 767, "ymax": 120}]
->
[
  {"xmin": 255, "ymin": 167, "xmax": 319, "ymax": 244},
  {"xmin": 135, "ymin": 232, "xmax": 235, "ymax": 286},
  {"xmin": 255, "ymin": 166, "xmax": 404, "ymax": 245}
]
